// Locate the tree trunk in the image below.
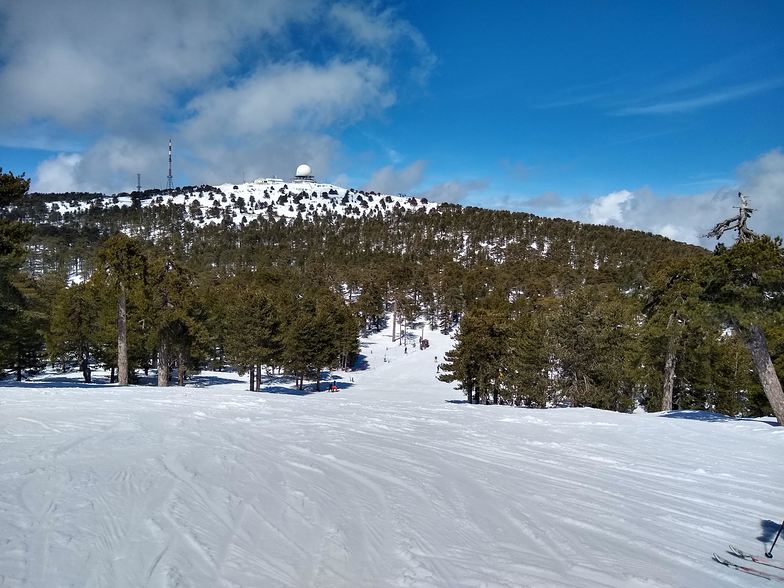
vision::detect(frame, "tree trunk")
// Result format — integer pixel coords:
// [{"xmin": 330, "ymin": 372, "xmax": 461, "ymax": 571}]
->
[
  {"xmin": 661, "ymin": 312, "xmax": 683, "ymax": 412},
  {"xmin": 392, "ymin": 303, "xmax": 397, "ymax": 342},
  {"xmin": 493, "ymin": 388, "xmax": 499, "ymax": 405},
  {"xmin": 316, "ymin": 369, "xmax": 321, "ymax": 391},
  {"xmin": 157, "ymin": 340, "xmax": 169, "ymax": 387},
  {"xmin": 117, "ymin": 282, "xmax": 129, "ymax": 386},
  {"xmin": 177, "ymin": 351, "xmax": 185, "ymax": 386},
  {"xmin": 249, "ymin": 365, "xmax": 255, "ymax": 391},
  {"xmin": 743, "ymin": 324, "xmax": 784, "ymax": 426},
  {"xmin": 255, "ymin": 364, "xmax": 262, "ymax": 391},
  {"xmin": 110, "ymin": 366, "xmax": 116, "ymax": 384},
  {"xmin": 661, "ymin": 347, "xmax": 676, "ymax": 412},
  {"xmin": 81, "ymin": 346, "xmax": 92, "ymax": 384},
  {"xmin": 466, "ymin": 382, "xmax": 473, "ymax": 404},
  {"xmin": 16, "ymin": 365, "xmax": 22, "ymax": 381}
]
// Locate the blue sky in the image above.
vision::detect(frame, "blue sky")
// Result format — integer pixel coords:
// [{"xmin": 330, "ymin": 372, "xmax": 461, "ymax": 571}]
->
[{"xmin": 1, "ymin": 0, "xmax": 782, "ymax": 244}]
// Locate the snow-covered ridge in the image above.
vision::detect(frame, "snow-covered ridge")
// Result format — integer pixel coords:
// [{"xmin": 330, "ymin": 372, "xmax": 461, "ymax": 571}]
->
[{"xmin": 42, "ymin": 177, "xmax": 441, "ymax": 227}]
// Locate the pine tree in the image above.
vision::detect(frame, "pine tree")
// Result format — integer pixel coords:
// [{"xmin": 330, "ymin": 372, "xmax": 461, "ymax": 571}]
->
[
  {"xmin": 0, "ymin": 168, "xmax": 29, "ymax": 207},
  {"xmin": 504, "ymin": 303, "xmax": 551, "ymax": 407},
  {"xmin": 642, "ymin": 259, "xmax": 708, "ymax": 411},
  {"xmin": 91, "ymin": 278, "xmax": 120, "ymax": 382},
  {"xmin": 224, "ymin": 284, "xmax": 283, "ymax": 391},
  {"xmin": 439, "ymin": 305, "xmax": 507, "ymax": 404},
  {"xmin": 283, "ymin": 289, "xmax": 356, "ymax": 391},
  {"xmin": 145, "ymin": 255, "xmax": 207, "ymax": 386},
  {"xmin": 0, "ymin": 171, "xmax": 41, "ymax": 379},
  {"xmin": 354, "ymin": 279, "xmax": 385, "ymax": 331},
  {"xmin": 700, "ymin": 238, "xmax": 784, "ymax": 425},
  {"xmin": 96, "ymin": 234, "xmax": 147, "ymax": 386},
  {"xmin": 48, "ymin": 282, "xmax": 98, "ymax": 382},
  {"xmin": 0, "ymin": 222, "xmax": 31, "ymax": 368},
  {"xmin": 550, "ymin": 286, "xmax": 641, "ymax": 411}
]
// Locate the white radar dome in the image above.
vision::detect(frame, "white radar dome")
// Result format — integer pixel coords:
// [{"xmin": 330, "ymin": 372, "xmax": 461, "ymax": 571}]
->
[{"xmin": 295, "ymin": 164, "xmax": 312, "ymax": 177}]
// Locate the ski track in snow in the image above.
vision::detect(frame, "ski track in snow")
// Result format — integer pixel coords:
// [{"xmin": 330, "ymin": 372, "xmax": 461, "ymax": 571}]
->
[{"xmin": 0, "ymin": 324, "xmax": 782, "ymax": 587}]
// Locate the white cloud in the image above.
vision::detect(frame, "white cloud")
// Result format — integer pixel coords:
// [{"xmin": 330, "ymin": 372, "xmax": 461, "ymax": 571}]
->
[
  {"xmin": 422, "ymin": 179, "xmax": 489, "ymax": 203},
  {"xmin": 32, "ymin": 135, "xmax": 179, "ymax": 193},
  {"xmin": 0, "ymin": 0, "xmax": 430, "ymax": 193},
  {"xmin": 615, "ymin": 78, "xmax": 784, "ymax": 116},
  {"xmin": 587, "ymin": 190, "xmax": 633, "ymax": 224},
  {"xmin": 0, "ymin": 0, "xmax": 314, "ymax": 130},
  {"xmin": 185, "ymin": 133, "xmax": 339, "ymax": 187},
  {"xmin": 736, "ymin": 147, "xmax": 784, "ymax": 237},
  {"xmin": 487, "ymin": 149, "xmax": 784, "ymax": 246},
  {"xmin": 578, "ymin": 186, "xmax": 732, "ymax": 245},
  {"xmin": 364, "ymin": 160, "xmax": 427, "ymax": 194},
  {"xmin": 573, "ymin": 148, "xmax": 784, "ymax": 245},
  {"xmin": 328, "ymin": 3, "xmax": 435, "ymax": 83},
  {"xmin": 538, "ymin": 54, "xmax": 782, "ymax": 118},
  {"xmin": 329, "ymin": 3, "xmax": 403, "ymax": 46},
  {"xmin": 183, "ymin": 61, "xmax": 393, "ymax": 142},
  {"xmin": 33, "ymin": 154, "xmax": 83, "ymax": 193}
]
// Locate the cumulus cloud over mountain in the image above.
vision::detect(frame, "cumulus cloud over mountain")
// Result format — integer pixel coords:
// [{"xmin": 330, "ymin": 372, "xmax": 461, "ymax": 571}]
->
[
  {"xmin": 579, "ymin": 149, "xmax": 784, "ymax": 245},
  {"xmin": 0, "ymin": 0, "xmax": 431, "ymax": 194}
]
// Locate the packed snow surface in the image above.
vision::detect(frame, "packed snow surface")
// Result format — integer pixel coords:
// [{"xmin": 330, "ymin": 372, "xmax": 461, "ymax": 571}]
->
[{"xmin": 1, "ymin": 323, "xmax": 782, "ymax": 587}]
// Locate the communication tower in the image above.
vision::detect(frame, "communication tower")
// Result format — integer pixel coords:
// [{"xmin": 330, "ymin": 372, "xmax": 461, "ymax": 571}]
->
[{"xmin": 166, "ymin": 139, "xmax": 174, "ymax": 192}]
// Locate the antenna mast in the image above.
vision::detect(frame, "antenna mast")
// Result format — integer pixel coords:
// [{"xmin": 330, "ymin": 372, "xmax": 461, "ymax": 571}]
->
[
  {"xmin": 136, "ymin": 173, "xmax": 141, "ymax": 194},
  {"xmin": 166, "ymin": 139, "xmax": 174, "ymax": 193}
]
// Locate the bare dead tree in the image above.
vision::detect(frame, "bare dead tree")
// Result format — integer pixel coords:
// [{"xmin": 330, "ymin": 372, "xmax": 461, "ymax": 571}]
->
[
  {"xmin": 703, "ymin": 192, "xmax": 784, "ymax": 425},
  {"xmin": 704, "ymin": 192, "xmax": 757, "ymax": 243}
]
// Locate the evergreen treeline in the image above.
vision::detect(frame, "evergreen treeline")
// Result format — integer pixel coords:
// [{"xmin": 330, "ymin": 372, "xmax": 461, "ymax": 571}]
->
[
  {"xmin": 44, "ymin": 232, "xmax": 360, "ymax": 391},
  {"xmin": 438, "ymin": 239, "xmax": 782, "ymax": 419},
  {"xmin": 1, "ymin": 169, "xmax": 782, "ymax": 423}
]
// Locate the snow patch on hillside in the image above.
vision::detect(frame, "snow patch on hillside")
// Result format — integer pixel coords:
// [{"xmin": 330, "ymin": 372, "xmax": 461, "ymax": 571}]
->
[{"xmin": 43, "ymin": 178, "xmax": 440, "ymax": 228}]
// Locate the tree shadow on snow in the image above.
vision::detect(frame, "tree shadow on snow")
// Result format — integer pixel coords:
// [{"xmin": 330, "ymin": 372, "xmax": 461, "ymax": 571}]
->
[
  {"xmin": 658, "ymin": 411, "xmax": 779, "ymax": 426},
  {"xmin": 188, "ymin": 374, "xmax": 246, "ymax": 388},
  {"xmin": 257, "ymin": 372, "xmax": 355, "ymax": 396},
  {"xmin": 261, "ymin": 383, "xmax": 354, "ymax": 396},
  {"xmin": 0, "ymin": 375, "xmax": 112, "ymax": 389},
  {"xmin": 318, "ymin": 373, "xmax": 355, "ymax": 393},
  {"xmin": 261, "ymin": 385, "xmax": 318, "ymax": 396},
  {"xmin": 352, "ymin": 353, "xmax": 369, "ymax": 371},
  {"xmin": 758, "ymin": 519, "xmax": 784, "ymax": 546}
]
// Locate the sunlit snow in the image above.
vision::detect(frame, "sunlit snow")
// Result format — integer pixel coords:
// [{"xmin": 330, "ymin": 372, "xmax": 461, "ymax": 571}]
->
[{"xmin": 1, "ymin": 322, "xmax": 782, "ymax": 586}]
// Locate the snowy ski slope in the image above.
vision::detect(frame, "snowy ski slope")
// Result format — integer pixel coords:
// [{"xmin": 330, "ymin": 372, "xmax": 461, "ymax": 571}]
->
[{"xmin": 1, "ymin": 322, "xmax": 782, "ymax": 587}]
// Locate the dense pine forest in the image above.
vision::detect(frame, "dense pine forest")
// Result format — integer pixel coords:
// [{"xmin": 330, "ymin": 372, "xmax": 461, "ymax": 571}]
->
[{"xmin": 1, "ymin": 168, "xmax": 782, "ymax": 422}]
